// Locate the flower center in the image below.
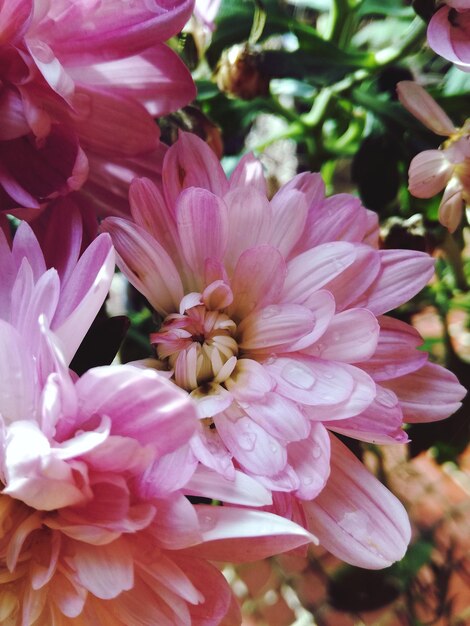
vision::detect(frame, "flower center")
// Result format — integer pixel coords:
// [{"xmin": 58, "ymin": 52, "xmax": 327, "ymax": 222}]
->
[{"xmin": 151, "ymin": 304, "xmax": 238, "ymax": 391}]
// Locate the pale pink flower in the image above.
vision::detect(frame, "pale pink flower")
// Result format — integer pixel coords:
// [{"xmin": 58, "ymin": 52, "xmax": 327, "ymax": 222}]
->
[
  {"xmin": 0, "ymin": 0, "xmax": 196, "ymax": 216},
  {"xmin": 0, "ymin": 218, "xmax": 314, "ymax": 624},
  {"xmin": 103, "ymin": 132, "xmax": 466, "ymax": 569},
  {"xmin": 427, "ymin": 0, "xmax": 470, "ymax": 71},
  {"xmin": 194, "ymin": 0, "xmax": 222, "ymax": 30},
  {"xmin": 397, "ymin": 81, "xmax": 470, "ymax": 232}
]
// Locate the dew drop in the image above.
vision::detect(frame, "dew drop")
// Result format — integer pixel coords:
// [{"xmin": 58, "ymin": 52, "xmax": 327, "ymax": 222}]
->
[
  {"xmin": 311, "ymin": 444, "xmax": 322, "ymax": 459},
  {"xmin": 338, "ymin": 510, "xmax": 369, "ymax": 534},
  {"xmin": 376, "ymin": 388, "xmax": 396, "ymax": 408},
  {"xmin": 323, "ymin": 370, "xmax": 334, "ymax": 380},
  {"xmin": 334, "ymin": 257, "xmax": 346, "ymax": 271},
  {"xmin": 239, "ymin": 432, "xmax": 257, "ymax": 451},
  {"xmin": 200, "ymin": 513, "xmax": 216, "ymax": 531},
  {"xmin": 302, "ymin": 476, "xmax": 314, "ymax": 486},
  {"xmin": 269, "ymin": 443, "xmax": 278, "ymax": 454},
  {"xmin": 320, "ymin": 393, "xmax": 334, "ymax": 402},
  {"xmin": 281, "ymin": 362, "xmax": 316, "ymax": 390},
  {"xmin": 261, "ymin": 305, "xmax": 281, "ymax": 319},
  {"xmin": 264, "ymin": 354, "xmax": 277, "ymax": 366},
  {"xmin": 384, "ymin": 364, "xmax": 397, "ymax": 377},
  {"xmin": 332, "ymin": 331, "xmax": 341, "ymax": 342}
]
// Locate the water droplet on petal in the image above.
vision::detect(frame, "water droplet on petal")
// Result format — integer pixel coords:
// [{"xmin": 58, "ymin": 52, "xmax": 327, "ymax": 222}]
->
[
  {"xmin": 311, "ymin": 444, "xmax": 322, "ymax": 459},
  {"xmin": 261, "ymin": 305, "xmax": 281, "ymax": 319},
  {"xmin": 384, "ymin": 364, "xmax": 397, "ymax": 377},
  {"xmin": 269, "ymin": 443, "xmax": 278, "ymax": 454},
  {"xmin": 320, "ymin": 393, "xmax": 334, "ymax": 402},
  {"xmin": 239, "ymin": 432, "xmax": 257, "ymax": 451},
  {"xmin": 281, "ymin": 362, "xmax": 316, "ymax": 390},
  {"xmin": 323, "ymin": 370, "xmax": 334, "ymax": 380},
  {"xmin": 264, "ymin": 354, "xmax": 277, "ymax": 366},
  {"xmin": 332, "ymin": 331, "xmax": 341, "ymax": 342},
  {"xmin": 200, "ymin": 514, "xmax": 216, "ymax": 531},
  {"xmin": 302, "ymin": 476, "xmax": 314, "ymax": 486},
  {"xmin": 334, "ymin": 257, "xmax": 346, "ymax": 271}
]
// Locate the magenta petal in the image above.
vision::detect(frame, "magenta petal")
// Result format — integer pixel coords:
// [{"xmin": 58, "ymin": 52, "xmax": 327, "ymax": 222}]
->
[
  {"xmin": 0, "ymin": 87, "xmax": 30, "ymax": 140},
  {"xmin": 303, "ymin": 435, "xmax": 411, "ymax": 569},
  {"xmin": 383, "ymin": 362, "xmax": 466, "ymax": 423},
  {"xmin": 0, "ymin": 0, "xmax": 33, "ymax": 45},
  {"xmin": 427, "ymin": 7, "xmax": 470, "ymax": 69}
]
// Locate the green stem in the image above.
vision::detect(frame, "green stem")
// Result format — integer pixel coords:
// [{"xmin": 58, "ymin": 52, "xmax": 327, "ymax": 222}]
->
[
  {"xmin": 442, "ymin": 231, "xmax": 468, "ymax": 292},
  {"xmin": 372, "ymin": 16, "xmax": 426, "ymax": 67}
]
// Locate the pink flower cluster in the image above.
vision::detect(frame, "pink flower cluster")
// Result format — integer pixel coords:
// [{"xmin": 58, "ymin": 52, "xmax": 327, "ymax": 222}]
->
[
  {"xmin": 428, "ymin": 0, "xmax": 470, "ymax": 71},
  {"xmin": 103, "ymin": 132, "xmax": 466, "ymax": 570},
  {"xmin": 0, "ymin": 0, "xmax": 195, "ymax": 217}
]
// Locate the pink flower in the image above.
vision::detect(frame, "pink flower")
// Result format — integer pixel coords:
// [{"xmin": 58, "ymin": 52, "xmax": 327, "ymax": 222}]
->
[
  {"xmin": 427, "ymin": 0, "xmax": 470, "ymax": 71},
  {"xmin": 0, "ymin": 211, "xmax": 115, "ymax": 364},
  {"xmin": 0, "ymin": 217, "xmax": 313, "ymax": 624},
  {"xmin": 397, "ymin": 81, "xmax": 470, "ymax": 232},
  {"xmin": 0, "ymin": 0, "xmax": 196, "ymax": 216},
  {"xmin": 194, "ymin": 0, "xmax": 222, "ymax": 30},
  {"xmin": 102, "ymin": 132, "xmax": 466, "ymax": 569}
]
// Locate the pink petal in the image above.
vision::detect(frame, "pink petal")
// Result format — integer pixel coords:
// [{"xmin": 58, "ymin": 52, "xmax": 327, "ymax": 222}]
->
[
  {"xmin": 268, "ymin": 189, "xmax": 309, "ymax": 258},
  {"xmin": 238, "ymin": 304, "xmax": 316, "ymax": 351},
  {"xmin": 229, "ymin": 152, "xmax": 267, "ymax": 194},
  {"xmin": 69, "ymin": 538, "xmax": 134, "ymax": 600},
  {"xmin": 27, "ymin": 40, "xmax": 75, "ymax": 103},
  {"xmin": 284, "ymin": 289, "xmax": 335, "ymax": 352},
  {"xmin": 303, "ymin": 435, "xmax": 411, "ymax": 569},
  {"xmin": 186, "ymin": 506, "xmax": 315, "ymax": 562},
  {"xmin": 150, "ymin": 494, "xmax": 202, "ymax": 550},
  {"xmin": 357, "ymin": 315, "xmax": 427, "ymax": 381},
  {"xmin": 163, "ymin": 132, "xmax": 228, "ymax": 208},
  {"xmin": 0, "ymin": 0, "xmax": 33, "ymax": 45},
  {"xmin": 397, "ymin": 81, "xmax": 456, "ymax": 135},
  {"xmin": 0, "ymin": 87, "xmax": 30, "ymax": 140},
  {"xmin": 223, "ymin": 186, "xmax": 272, "ymax": 269},
  {"xmin": 141, "ymin": 444, "xmax": 198, "ymax": 498},
  {"xmin": 439, "ymin": 176, "xmax": 465, "ymax": 232},
  {"xmin": 214, "ymin": 409, "xmax": 288, "ymax": 476},
  {"xmin": 320, "ymin": 246, "xmax": 381, "ymax": 312},
  {"xmin": 185, "ymin": 466, "xmax": 272, "ymax": 506},
  {"xmin": 266, "ymin": 356, "xmax": 353, "ymax": 406},
  {"xmin": 383, "ymin": 362, "xmax": 466, "ymax": 423},
  {"xmin": 138, "ymin": 553, "xmax": 202, "ymax": 605},
  {"xmin": 75, "ymin": 365, "xmax": 197, "ymax": 455},
  {"xmin": 282, "ymin": 242, "xmax": 357, "ymax": 305},
  {"xmin": 328, "ymin": 391, "xmax": 408, "ymax": 445},
  {"xmin": 48, "ymin": 570, "xmax": 87, "ymax": 618},
  {"xmin": 225, "ymin": 359, "xmax": 273, "ymax": 401},
  {"xmin": 243, "ymin": 392, "xmax": 311, "ymax": 444},
  {"xmin": 102, "ymin": 217, "xmax": 184, "ymax": 316},
  {"xmin": 42, "ymin": 0, "xmax": 195, "ymax": 62},
  {"xmin": 129, "ymin": 176, "xmax": 180, "ymax": 260},
  {"xmin": 408, "ymin": 149, "xmax": 454, "ymax": 198},
  {"xmin": 427, "ymin": 7, "xmax": 470, "ymax": 69},
  {"xmin": 68, "ymin": 44, "xmax": 196, "ymax": 116},
  {"xmin": 303, "ymin": 363, "xmax": 376, "ymax": 421},
  {"xmin": 362, "ymin": 249, "xmax": 435, "ymax": 315},
  {"xmin": 229, "ymin": 245, "xmax": 286, "ymax": 318},
  {"xmin": 288, "ymin": 422, "xmax": 331, "ymax": 500},
  {"xmin": 190, "ymin": 426, "xmax": 235, "ymax": 480},
  {"xmin": 307, "ymin": 308, "xmax": 379, "ymax": 362},
  {"xmin": 72, "ymin": 88, "xmax": 159, "ymax": 156},
  {"xmin": 0, "ymin": 321, "xmax": 36, "ymax": 423},
  {"xmin": 176, "ymin": 188, "xmax": 229, "ymax": 285},
  {"xmin": 190, "ymin": 383, "xmax": 233, "ymax": 418},
  {"xmin": 53, "ymin": 234, "xmax": 115, "ymax": 363},
  {"xmin": 12, "ymin": 221, "xmax": 47, "ymax": 280}
]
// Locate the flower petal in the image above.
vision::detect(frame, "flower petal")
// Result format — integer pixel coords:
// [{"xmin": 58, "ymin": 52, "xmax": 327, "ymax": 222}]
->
[
  {"xmin": 397, "ymin": 81, "xmax": 455, "ymax": 136},
  {"xmin": 408, "ymin": 149, "xmax": 454, "ymax": 198}
]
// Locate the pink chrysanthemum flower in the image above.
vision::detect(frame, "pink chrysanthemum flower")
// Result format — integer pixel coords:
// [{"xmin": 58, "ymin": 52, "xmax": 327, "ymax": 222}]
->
[
  {"xmin": 103, "ymin": 132, "xmax": 466, "ymax": 569},
  {"xmin": 427, "ymin": 0, "xmax": 470, "ymax": 71},
  {"xmin": 397, "ymin": 81, "xmax": 470, "ymax": 232},
  {"xmin": 0, "ymin": 0, "xmax": 195, "ymax": 217},
  {"xmin": 0, "ymin": 216, "xmax": 314, "ymax": 625}
]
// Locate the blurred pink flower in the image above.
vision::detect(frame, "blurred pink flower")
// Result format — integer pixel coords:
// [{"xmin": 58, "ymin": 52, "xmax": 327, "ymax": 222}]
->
[
  {"xmin": 0, "ymin": 0, "xmax": 196, "ymax": 217},
  {"xmin": 194, "ymin": 0, "xmax": 221, "ymax": 30},
  {"xmin": 0, "ymin": 216, "xmax": 314, "ymax": 624},
  {"xmin": 427, "ymin": 0, "xmax": 470, "ymax": 71},
  {"xmin": 397, "ymin": 81, "xmax": 470, "ymax": 232},
  {"xmin": 103, "ymin": 132, "xmax": 466, "ymax": 569}
]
